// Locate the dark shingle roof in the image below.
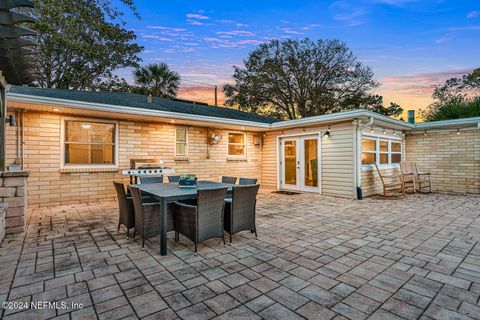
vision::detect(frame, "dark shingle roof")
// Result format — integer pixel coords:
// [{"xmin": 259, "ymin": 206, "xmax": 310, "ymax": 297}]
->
[{"xmin": 10, "ymin": 86, "xmax": 281, "ymax": 124}]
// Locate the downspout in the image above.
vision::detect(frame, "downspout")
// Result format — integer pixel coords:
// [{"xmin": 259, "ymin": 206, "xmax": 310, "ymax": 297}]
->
[{"xmin": 354, "ymin": 117, "xmax": 374, "ymax": 199}]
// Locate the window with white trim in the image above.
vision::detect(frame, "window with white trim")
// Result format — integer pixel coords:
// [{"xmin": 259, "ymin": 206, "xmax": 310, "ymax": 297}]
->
[
  {"xmin": 175, "ymin": 127, "xmax": 188, "ymax": 156},
  {"xmin": 63, "ymin": 118, "xmax": 117, "ymax": 166},
  {"xmin": 361, "ymin": 138, "xmax": 376, "ymax": 165},
  {"xmin": 361, "ymin": 136, "xmax": 402, "ymax": 166},
  {"xmin": 227, "ymin": 132, "xmax": 246, "ymax": 157}
]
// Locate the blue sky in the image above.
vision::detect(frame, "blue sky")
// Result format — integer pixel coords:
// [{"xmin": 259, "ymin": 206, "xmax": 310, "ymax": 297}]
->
[{"xmin": 117, "ymin": 0, "xmax": 479, "ymax": 115}]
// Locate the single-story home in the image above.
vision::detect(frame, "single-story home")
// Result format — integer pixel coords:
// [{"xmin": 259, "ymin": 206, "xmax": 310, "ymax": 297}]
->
[{"xmin": 4, "ymin": 86, "xmax": 480, "ymax": 208}]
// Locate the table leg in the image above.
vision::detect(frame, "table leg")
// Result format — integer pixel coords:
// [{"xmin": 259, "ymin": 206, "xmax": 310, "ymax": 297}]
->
[{"xmin": 160, "ymin": 198, "xmax": 168, "ymax": 256}]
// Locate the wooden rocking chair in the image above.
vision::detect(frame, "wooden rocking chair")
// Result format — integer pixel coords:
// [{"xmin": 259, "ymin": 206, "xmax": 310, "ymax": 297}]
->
[
  {"xmin": 400, "ymin": 161, "xmax": 432, "ymax": 193},
  {"xmin": 374, "ymin": 163, "xmax": 405, "ymax": 198}
]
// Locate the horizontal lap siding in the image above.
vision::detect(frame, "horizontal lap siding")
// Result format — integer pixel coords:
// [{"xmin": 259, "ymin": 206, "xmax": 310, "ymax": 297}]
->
[
  {"xmin": 405, "ymin": 130, "xmax": 480, "ymax": 194},
  {"xmin": 6, "ymin": 108, "xmax": 263, "ymax": 207},
  {"xmin": 261, "ymin": 121, "xmax": 355, "ymax": 199}
]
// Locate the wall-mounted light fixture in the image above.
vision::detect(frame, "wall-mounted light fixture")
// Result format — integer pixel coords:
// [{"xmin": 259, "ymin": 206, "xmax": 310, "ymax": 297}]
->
[
  {"xmin": 424, "ymin": 131, "xmax": 428, "ymax": 136},
  {"xmin": 402, "ymin": 131, "xmax": 406, "ymax": 137},
  {"xmin": 7, "ymin": 114, "xmax": 16, "ymax": 126},
  {"xmin": 457, "ymin": 129, "xmax": 461, "ymax": 135},
  {"xmin": 323, "ymin": 126, "xmax": 331, "ymax": 137},
  {"xmin": 393, "ymin": 130, "xmax": 397, "ymax": 136},
  {"xmin": 370, "ymin": 126, "xmax": 374, "ymax": 134},
  {"xmin": 383, "ymin": 128, "xmax": 387, "ymax": 134}
]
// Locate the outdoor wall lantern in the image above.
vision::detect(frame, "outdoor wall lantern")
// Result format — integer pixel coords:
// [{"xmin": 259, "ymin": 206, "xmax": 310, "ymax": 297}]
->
[
  {"xmin": 7, "ymin": 114, "xmax": 16, "ymax": 126},
  {"xmin": 323, "ymin": 126, "xmax": 331, "ymax": 138}
]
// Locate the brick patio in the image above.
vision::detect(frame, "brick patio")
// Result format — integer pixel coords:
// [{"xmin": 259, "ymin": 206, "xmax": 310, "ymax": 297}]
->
[{"xmin": 1, "ymin": 191, "xmax": 480, "ymax": 320}]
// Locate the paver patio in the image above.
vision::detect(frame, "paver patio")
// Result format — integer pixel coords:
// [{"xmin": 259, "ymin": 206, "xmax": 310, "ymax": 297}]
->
[{"xmin": 1, "ymin": 191, "xmax": 480, "ymax": 320}]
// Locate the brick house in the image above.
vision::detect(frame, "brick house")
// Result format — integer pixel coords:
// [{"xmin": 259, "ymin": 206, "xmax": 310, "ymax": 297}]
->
[{"xmin": 3, "ymin": 86, "xmax": 479, "ymax": 212}]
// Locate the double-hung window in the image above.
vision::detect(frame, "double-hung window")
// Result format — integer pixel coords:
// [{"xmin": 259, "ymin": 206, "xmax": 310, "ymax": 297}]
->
[
  {"xmin": 362, "ymin": 135, "xmax": 402, "ymax": 166},
  {"xmin": 62, "ymin": 118, "xmax": 117, "ymax": 167},
  {"xmin": 361, "ymin": 138, "xmax": 376, "ymax": 165},
  {"xmin": 227, "ymin": 132, "xmax": 246, "ymax": 158},
  {"xmin": 175, "ymin": 127, "xmax": 188, "ymax": 157}
]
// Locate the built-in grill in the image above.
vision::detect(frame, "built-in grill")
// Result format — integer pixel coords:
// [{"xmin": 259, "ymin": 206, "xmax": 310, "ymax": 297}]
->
[{"xmin": 123, "ymin": 159, "xmax": 175, "ymax": 183}]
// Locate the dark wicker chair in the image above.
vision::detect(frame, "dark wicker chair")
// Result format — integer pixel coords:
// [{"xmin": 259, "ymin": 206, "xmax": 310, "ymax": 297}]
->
[
  {"xmin": 172, "ymin": 187, "xmax": 228, "ymax": 253},
  {"xmin": 224, "ymin": 184, "xmax": 260, "ymax": 243},
  {"xmin": 239, "ymin": 178, "xmax": 257, "ymax": 185},
  {"xmin": 113, "ymin": 182, "xmax": 135, "ymax": 239},
  {"xmin": 168, "ymin": 175, "xmax": 180, "ymax": 183},
  {"xmin": 139, "ymin": 176, "xmax": 163, "ymax": 184},
  {"xmin": 221, "ymin": 176, "xmax": 237, "ymax": 184},
  {"xmin": 128, "ymin": 186, "xmax": 173, "ymax": 249}
]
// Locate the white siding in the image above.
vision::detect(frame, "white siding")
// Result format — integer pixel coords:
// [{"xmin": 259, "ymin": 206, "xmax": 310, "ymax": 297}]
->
[{"xmin": 261, "ymin": 121, "xmax": 355, "ymax": 198}]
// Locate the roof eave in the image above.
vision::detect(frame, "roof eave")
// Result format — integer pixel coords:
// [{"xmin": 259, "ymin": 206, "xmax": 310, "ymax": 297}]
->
[{"xmin": 8, "ymin": 92, "xmax": 272, "ymax": 129}]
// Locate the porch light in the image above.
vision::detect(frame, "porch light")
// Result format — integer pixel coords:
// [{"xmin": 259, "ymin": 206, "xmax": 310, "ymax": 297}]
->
[
  {"xmin": 7, "ymin": 114, "xmax": 16, "ymax": 126},
  {"xmin": 383, "ymin": 128, "xmax": 386, "ymax": 134},
  {"xmin": 402, "ymin": 131, "xmax": 406, "ymax": 137},
  {"xmin": 424, "ymin": 131, "xmax": 428, "ymax": 136},
  {"xmin": 393, "ymin": 130, "xmax": 397, "ymax": 136},
  {"xmin": 323, "ymin": 126, "xmax": 331, "ymax": 138},
  {"xmin": 370, "ymin": 126, "xmax": 374, "ymax": 133},
  {"xmin": 457, "ymin": 129, "xmax": 460, "ymax": 135}
]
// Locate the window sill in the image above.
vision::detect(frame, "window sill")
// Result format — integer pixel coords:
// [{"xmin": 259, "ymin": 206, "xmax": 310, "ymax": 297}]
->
[
  {"xmin": 227, "ymin": 156, "xmax": 247, "ymax": 161},
  {"xmin": 362, "ymin": 164, "xmax": 400, "ymax": 171},
  {"xmin": 174, "ymin": 156, "xmax": 189, "ymax": 161},
  {"xmin": 60, "ymin": 166, "xmax": 118, "ymax": 173}
]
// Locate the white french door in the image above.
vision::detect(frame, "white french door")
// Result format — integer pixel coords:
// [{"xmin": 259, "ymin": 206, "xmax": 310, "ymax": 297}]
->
[{"xmin": 280, "ymin": 135, "xmax": 320, "ymax": 192}]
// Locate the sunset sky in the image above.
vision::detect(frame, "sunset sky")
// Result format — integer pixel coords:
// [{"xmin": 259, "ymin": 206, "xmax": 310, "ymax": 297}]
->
[{"xmin": 117, "ymin": 0, "xmax": 479, "ymax": 120}]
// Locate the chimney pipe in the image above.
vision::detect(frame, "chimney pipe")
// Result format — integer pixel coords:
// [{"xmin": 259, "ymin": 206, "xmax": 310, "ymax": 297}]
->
[
  {"xmin": 407, "ymin": 110, "xmax": 415, "ymax": 124},
  {"xmin": 147, "ymin": 94, "xmax": 152, "ymax": 104}
]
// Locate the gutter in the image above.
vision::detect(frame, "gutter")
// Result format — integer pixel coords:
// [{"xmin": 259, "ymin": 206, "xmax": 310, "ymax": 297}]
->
[{"xmin": 7, "ymin": 92, "xmax": 480, "ymax": 132}]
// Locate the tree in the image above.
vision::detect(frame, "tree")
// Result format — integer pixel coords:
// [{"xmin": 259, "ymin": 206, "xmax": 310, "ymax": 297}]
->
[
  {"xmin": 422, "ymin": 68, "xmax": 480, "ymax": 121},
  {"xmin": 28, "ymin": 0, "xmax": 142, "ymax": 90},
  {"xmin": 224, "ymin": 38, "xmax": 400, "ymax": 119},
  {"xmin": 422, "ymin": 97, "xmax": 480, "ymax": 122},
  {"xmin": 133, "ymin": 63, "xmax": 181, "ymax": 98}
]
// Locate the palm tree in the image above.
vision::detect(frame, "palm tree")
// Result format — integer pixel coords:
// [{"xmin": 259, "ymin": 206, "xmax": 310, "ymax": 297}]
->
[{"xmin": 133, "ymin": 63, "xmax": 180, "ymax": 98}]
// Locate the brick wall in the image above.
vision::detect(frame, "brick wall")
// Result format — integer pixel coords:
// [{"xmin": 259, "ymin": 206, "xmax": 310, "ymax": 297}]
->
[
  {"xmin": 405, "ymin": 130, "xmax": 480, "ymax": 194},
  {"xmin": 6, "ymin": 111, "xmax": 263, "ymax": 207}
]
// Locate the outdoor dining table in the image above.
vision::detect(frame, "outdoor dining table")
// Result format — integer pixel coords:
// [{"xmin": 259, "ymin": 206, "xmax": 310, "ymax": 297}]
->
[{"xmin": 134, "ymin": 181, "xmax": 233, "ymax": 256}]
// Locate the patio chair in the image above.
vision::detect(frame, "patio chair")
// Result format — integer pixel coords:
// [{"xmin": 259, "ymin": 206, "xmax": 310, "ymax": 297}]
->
[
  {"xmin": 168, "ymin": 175, "xmax": 180, "ymax": 183},
  {"xmin": 374, "ymin": 163, "xmax": 405, "ymax": 198},
  {"xmin": 172, "ymin": 187, "xmax": 228, "ymax": 253},
  {"xmin": 224, "ymin": 184, "xmax": 260, "ymax": 243},
  {"xmin": 399, "ymin": 161, "xmax": 416, "ymax": 193},
  {"xmin": 113, "ymin": 182, "xmax": 135, "ymax": 239},
  {"xmin": 239, "ymin": 178, "xmax": 257, "ymax": 185},
  {"xmin": 221, "ymin": 176, "xmax": 237, "ymax": 184},
  {"xmin": 139, "ymin": 176, "xmax": 163, "ymax": 184},
  {"xmin": 128, "ymin": 186, "xmax": 173, "ymax": 249},
  {"xmin": 400, "ymin": 161, "xmax": 432, "ymax": 193}
]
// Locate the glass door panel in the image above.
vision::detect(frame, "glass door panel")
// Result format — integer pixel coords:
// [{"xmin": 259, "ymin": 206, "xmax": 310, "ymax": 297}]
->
[
  {"xmin": 304, "ymin": 139, "xmax": 318, "ymax": 188},
  {"xmin": 284, "ymin": 140, "xmax": 297, "ymax": 186}
]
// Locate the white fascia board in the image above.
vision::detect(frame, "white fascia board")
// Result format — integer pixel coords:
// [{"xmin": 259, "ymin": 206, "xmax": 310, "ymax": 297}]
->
[
  {"xmin": 413, "ymin": 117, "xmax": 480, "ymax": 129},
  {"xmin": 271, "ymin": 110, "xmax": 413, "ymax": 129},
  {"xmin": 8, "ymin": 93, "xmax": 272, "ymax": 129},
  {"xmin": 9, "ymin": 93, "xmax": 479, "ymax": 131}
]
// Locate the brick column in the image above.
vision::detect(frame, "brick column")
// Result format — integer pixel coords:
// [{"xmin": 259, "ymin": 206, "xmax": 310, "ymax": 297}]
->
[
  {"xmin": 0, "ymin": 203, "xmax": 6, "ymax": 244},
  {"xmin": 0, "ymin": 171, "xmax": 29, "ymax": 234}
]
